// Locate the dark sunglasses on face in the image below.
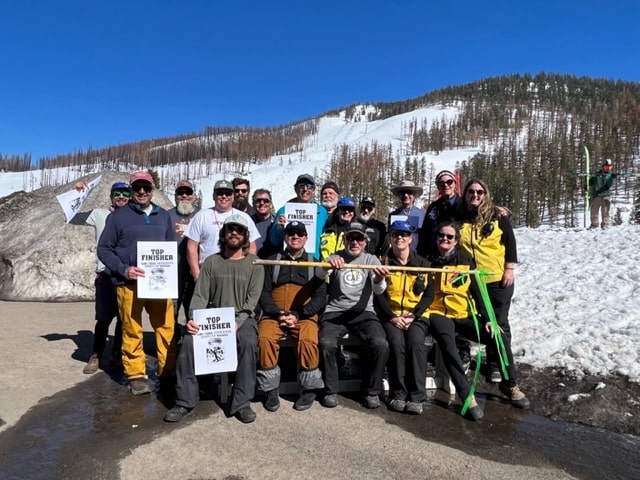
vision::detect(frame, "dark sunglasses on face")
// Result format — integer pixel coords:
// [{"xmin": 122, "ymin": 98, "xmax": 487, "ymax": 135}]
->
[
  {"xmin": 437, "ymin": 179, "xmax": 455, "ymax": 187},
  {"xmin": 466, "ymin": 188, "xmax": 485, "ymax": 196},
  {"xmin": 254, "ymin": 198, "xmax": 271, "ymax": 205},
  {"xmin": 111, "ymin": 189, "xmax": 130, "ymax": 197},
  {"xmin": 360, "ymin": 204, "xmax": 374, "ymax": 211},
  {"xmin": 226, "ymin": 225, "xmax": 247, "ymax": 235},
  {"xmin": 296, "ymin": 183, "xmax": 315, "ymax": 190},
  {"xmin": 339, "ymin": 208, "xmax": 355, "ymax": 213},
  {"xmin": 287, "ymin": 231, "xmax": 306, "ymax": 238},
  {"xmin": 391, "ymin": 231, "xmax": 411, "ymax": 238},
  {"xmin": 234, "ymin": 188, "xmax": 248, "ymax": 194},
  {"xmin": 175, "ymin": 188, "xmax": 193, "ymax": 196},
  {"xmin": 346, "ymin": 235, "xmax": 366, "ymax": 243},
  {"xmin": 132, "ymin": 183, "xmax": 153, "ymax": 193},
  {"xmin": 398, "ymin": 190, "xmax": 414, "ymax": 196},
  {"xmin": 216, "ymin": 190, "xmax": 233, "ymax": 197},
  {"xmin": 437, "ymin": 232, "xmax": 455, "ymax": 240}
]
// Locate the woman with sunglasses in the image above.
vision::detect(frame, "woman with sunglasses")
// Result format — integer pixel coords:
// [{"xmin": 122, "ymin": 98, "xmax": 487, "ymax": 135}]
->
[
  {"xmin": 375, "ymin": 221, "xmax": 433, "ymax": 415},
  {"xmin": 458, "ymin": 179, "xmax": 530, "ymax": 410},
  {"xmin": 428, "ymin": 222, "xmax": 527, "ymax": 420}
]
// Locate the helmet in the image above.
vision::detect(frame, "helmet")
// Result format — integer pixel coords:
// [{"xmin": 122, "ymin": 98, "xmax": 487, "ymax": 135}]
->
[{"xmin": 337, "ymin": 196, "xmax": 356, "ymax": 209}]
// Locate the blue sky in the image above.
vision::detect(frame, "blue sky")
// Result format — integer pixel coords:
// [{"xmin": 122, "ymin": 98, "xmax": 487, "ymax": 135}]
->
[{"xmin": 1, "ymin": 0, "xmax": 639, "ymax": 162}]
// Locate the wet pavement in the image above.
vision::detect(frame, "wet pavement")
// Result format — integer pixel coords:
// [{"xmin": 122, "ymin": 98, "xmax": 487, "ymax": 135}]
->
[{"xmin": 0, "ymin": 367, "xmax": 639, "ymax": 480}]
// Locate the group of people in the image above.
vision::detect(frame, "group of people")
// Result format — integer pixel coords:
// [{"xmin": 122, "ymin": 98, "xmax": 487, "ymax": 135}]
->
[{"xmin": 73, "ymin": 168, "xmax": 530, "ymax": 425}]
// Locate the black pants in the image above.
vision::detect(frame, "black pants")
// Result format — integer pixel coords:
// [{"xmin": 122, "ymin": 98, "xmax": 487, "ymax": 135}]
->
[
  {"xmin": 175, "ymin": 317, "xmax": 258, "ymax": 415},
  {"xmin": 319, "ymin": 311, "xmax": 389, "ymax": 396},
  {"xmin": 429, "ymin": 313, "xmax": 517, "ymax": 400},
  {"xmin": 485, "ymin": 281, "xmax": 514, "ymax": 377},
  {"xmin": 93, "ymin": 272, "xmax": 122, "ymax": 358},
  {"xmin": 383, "ymin": 319, "xmax": 430, "ymax": 402}
]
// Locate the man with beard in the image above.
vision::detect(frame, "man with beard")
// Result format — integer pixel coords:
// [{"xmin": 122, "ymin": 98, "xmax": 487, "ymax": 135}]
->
[
  {"xmin": 185, "ymin": 179, "xmax": 260, "ymax": 281},
  {"xmin": 316, "ymin": 222, "xmax": 390, "ymax": 409},
  {"xmin": 320, "ymin": 181, "xmax": 340, "ymax": 230},
  {"xmin": 71, "ymin": 179, "xmax": 129, "ymax": 374},
  {"xmin": 250, "ymin": 188, "xmax": 277, "ymax": 258},
  {"xmin": 164, "ymin": 214, "xmax": 265, "ymax": 424},
  {"xmin": 167, "ymin": 180, "xmax": 200, "ymax": 334},
  {"xmin": 232, "ymin": 177, "xmax": 256, "ymax": 216},
  {"xmin": 97, "ymin": 171, "xmax": 176, "ymax": 395},
  {"xmin": 357, "ymin": 195, "xmax": 387, "ymax": 256}
]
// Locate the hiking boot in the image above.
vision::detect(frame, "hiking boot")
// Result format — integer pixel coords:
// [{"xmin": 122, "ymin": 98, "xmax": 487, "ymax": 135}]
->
[
  {"xmin": 388, "ymin": 399, "xmax": 406, "ymax": 412},
  {"xmin": 363, "ymin": 394, "xmax": 380, "ymax": 409},
  {"xmin": 163, "ymin": 406, "xmax": 192, "ymax": 423},
  {"xmin": 128, "ymin": 378, "xmax": 154, "ymax": 396},
  {"xmin": 234, "ymin": 406, "xmax": 256, "ymax": 424},
  {"xmin": 489, "ymin": 369, "xmax": 502, "ymax": 383},
  {"xmin": 293, "ymin": 391, "xmax": 316, "ymax": 411},
  {"xmin": 320, "ymin": 393, "xmax": 338, "ymax": 408},
  {"xmin": 405, "ymin": 401, "xmax": 423, "ymax": 415},
  {"xmin": 263, "ymin": 389, "xmax": 280, "ymax": 412},
  {"xmin": 466, "ymin": 397, "xmax": 484, "ymax": 421},
  {"xmin": 82, "ymin": 353, "xmax": 100, "ymax": 374},
  {"xmin": 499, "ymin": 383, "xmax": 531, "ymax": 409}
]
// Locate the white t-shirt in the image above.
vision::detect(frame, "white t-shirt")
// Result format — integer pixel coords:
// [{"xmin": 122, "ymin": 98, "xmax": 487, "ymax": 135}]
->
[
  {"xmin": 184, "ymin": 208, "xmax": 260, "ymax": 264},
  {"xmin": 85, "ymin": 208, "xmax": 111, "ymax": 273}
]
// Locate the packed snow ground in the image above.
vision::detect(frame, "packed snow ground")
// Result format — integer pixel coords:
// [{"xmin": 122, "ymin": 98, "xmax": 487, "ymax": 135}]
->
[{"xmin": 1, "ymin": 107, "xmax": 638, "ymax": 382}]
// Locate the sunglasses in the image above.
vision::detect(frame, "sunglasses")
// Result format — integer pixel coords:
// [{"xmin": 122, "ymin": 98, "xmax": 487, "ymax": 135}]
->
[
  {"xmin": 391, "ymin": 231, "xmax": 411, "ymax": 238},
  {"xmin": 234, "ymin": 188, "xmax": 248, "ymax": 194},
  {"xmin": 216, "ymin": 190, "xmax": 233, "ymax": 197},
  {"xmin": 226, "ymin": 225, "xmax": 247, "ymax": 234},
  {"xmin": 437, "ymin": 179, "xmax": 455, "ymax": 187},
  {"xmin": 437, "ymin": 232, "xmax": 455, "ymax": 240},
  {"xmin": 175, "ymin": 188, "xmax": 193, "ymax": 196},
  {"xmin": 296, "ymin": 183, "xmax": 315, "ymax": 190},
  {"xmin": 287, "ymin": 231, "xmax": 306, "ymax": 238},
  {"xmin": 466, "ymin": 189, "xmax": 485, "ymax": 196},
  {"xmin": 346, "ymin": 235, "xmax": 366, "ymax": 243},
  {"xmin": 111, "ymin": 189, "xmax": 130, "ymax": 197},
  {"xmin": 131, "ymin": 183, "xmax": 153, "ymax": 193},
  {"xmin": 360, "ymin": 204, "xmax": 374, "ymax": 211},
  {"xmin": 339, "ymin": 208, "xmax": 355, "ymax": 213},
  {"xmin": 254, "ymin": 198, "xmax": 271, "ymax": 205},
  {"xmin": 398, "ymin": 190, "xmax": 414, "ymax": 196}
]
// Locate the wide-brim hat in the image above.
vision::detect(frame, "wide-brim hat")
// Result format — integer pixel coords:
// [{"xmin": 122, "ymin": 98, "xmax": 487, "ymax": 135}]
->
[{"xmin": 390, "ymin": 180, "xmax": 423, "ymax": 196}]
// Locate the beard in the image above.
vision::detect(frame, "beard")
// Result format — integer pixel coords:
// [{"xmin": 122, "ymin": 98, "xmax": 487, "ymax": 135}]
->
[
  {"xmin": 322, "ymin": 199, "xmax": 337, "ymax": 210},
  {"xmin": 177, "ymin": 201, "xmax": 195, "ymax": 215},
  {"xmin": 233, "ymin": 198, "xmax": 249, "ymax": 211},
  {"xmin": 358, "ymin": 212, "xmax": 371, "ymax": 223}
]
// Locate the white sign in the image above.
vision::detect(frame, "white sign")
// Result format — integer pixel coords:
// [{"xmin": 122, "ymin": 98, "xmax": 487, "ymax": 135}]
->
[
  {"xmin": 136, "ymin": 241, "xmax": 178, "ymax": 299},
  {"xmin": 193, "ymin": 307, "xmax": 237, "ymax": 375},
  {"xmin": 56, "ymin": 175, "xmax": 102, "ymax": 223},
  {"xmin": 284, "ymin": 203, "xmax": 317, "ymax": 253}
]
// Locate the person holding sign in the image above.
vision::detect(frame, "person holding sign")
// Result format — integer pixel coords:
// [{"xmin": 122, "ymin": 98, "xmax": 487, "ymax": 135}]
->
[
  {"xmin": 258, "ymin": 221, "xmax": 327, "ymax": 412},
  {"xmin": 164, "ymin": 214, "xmax": 265, "ymax": 424},
  {"xmin": 269, "ymin": 174, "xmax": 328, "ymax": 259},
  {"xmin": 97, "ymin": 171, "xmax": 177, "ymax": 396},
  {"xmin": 316, "ymin": 222, "xmax": 390, "ymax": 410}
]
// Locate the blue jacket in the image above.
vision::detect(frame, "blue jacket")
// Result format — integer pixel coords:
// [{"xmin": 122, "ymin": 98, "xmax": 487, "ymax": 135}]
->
[
  {"xmin": 97, "ymin": 202, "xmax": 174, "ymax": 285},
  {"xmin": 269, "ymin": 199, "xmax": 328, "ymax": 259}
]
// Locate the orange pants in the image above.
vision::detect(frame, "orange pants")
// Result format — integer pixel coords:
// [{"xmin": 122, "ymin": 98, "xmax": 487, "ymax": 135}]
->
[
  {"xmin": 258, "ymin": 319, "xmax": 319, "ymax": 370},
  {"xmin": 116, "ymin": 284, "xmax": 176, "ymax": 380}
]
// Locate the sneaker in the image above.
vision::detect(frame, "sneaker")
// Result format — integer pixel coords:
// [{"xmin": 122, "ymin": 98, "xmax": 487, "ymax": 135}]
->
[
  {"xmin": 234, "ymin": 406, "xmax": 256, "ymax": 424},
  {"xmin": 163, "ymin": 406, "xmax": 192, "ymax": 423},
  {"xmin": 363, "ymin": 394, "xmax": 380, "ymax": 409},
  {"xmin": 320, "ymin": 393, "xmax": 338, "ymax": 408},
  {"xmin": 405, "ymin": 401, "xmax": 423, "ymax": 415},
  {"xmin": 128, "ymin": 378, "xmax": 154, "ymax": 396},
  {"xmin": 499, "ymin": 383, "xmax": 531, "ymax": 409},
  {"xmin": 489, "ymin": 369, "xmax": 502, "ymax": 383},
  {"xmin": 293, "ymin": 391, "xmax": 316, "ymax": 411},
  {"xmin": 263, "ymin": 389, "xmax": 280, "ymax": 412},
  {"xmin": 466, "ymin": 397, "xmax": 484, "ymax": 421},
  {"xmin": 82, "ymin": 353, "xmax": 100, "ymax": 374},
  {"xmin": 388, "ymin": 399, "xmax": 406, "ymax": 412}
]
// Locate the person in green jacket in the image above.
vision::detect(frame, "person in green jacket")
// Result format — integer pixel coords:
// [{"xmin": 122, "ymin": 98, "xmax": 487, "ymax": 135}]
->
[{"xmin": 589, "ymin": 159, "xmax": 617, "ymax": 229}]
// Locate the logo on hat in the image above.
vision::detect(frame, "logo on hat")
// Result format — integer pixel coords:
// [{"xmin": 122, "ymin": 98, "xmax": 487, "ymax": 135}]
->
[
  {"xmin": 224, "ymin": 213, "xmax": 249, "ymax": 229},
  {"xmin": 284, "ymin": 220, "xmax": 307, "ymax": 236},
  {"xmin": 214, "ymin": 179, "xmax": 234, "ymax": 191}
]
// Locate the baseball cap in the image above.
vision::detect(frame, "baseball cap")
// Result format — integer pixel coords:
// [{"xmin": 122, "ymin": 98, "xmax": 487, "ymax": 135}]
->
[
  {"xmin": 223, "ymin": 213, "xmax": 249, "ymax": 229},
  {"xmin": 175, "ymin": 180, "xmax": 194, "ymax": 193},
  {"xmin": 360, "ymin": 196, "xmax": 375, "ymax": 206},
  {"xmin": 295, "ymin": 174, "xmax": 315, "ymax": 186},
  {"xmin": 390, "ymin": 220, "xmax": 415, "ymax": 233},
  {"xmin": 110, "ymin": 181, "xmax": 129, "ymax": 191},
  {"xmin": 214, "ymin": 179, "xmax": 234, "ymax": 191},
  {"xmin": 129, "ymin": 171, "xmax": 154, "ymax": 186},
  {"xmin": 345, "ymin": 222, "xmax": 367, "ymax": 236},
  {"xmin": 337, "ymin": 196, "xmax": 356, "ymax": 209},
  {"xmin": 603, "ymin": 159, "xmax": 612, "ymax": 166},
  {"xmin": 284, "ymin": 221, "xmax": 307, "ymax": 236}
]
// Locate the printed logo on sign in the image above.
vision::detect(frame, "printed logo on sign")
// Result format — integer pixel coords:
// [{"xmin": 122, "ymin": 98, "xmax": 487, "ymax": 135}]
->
[{"xmin": 206, "ymin": 338, "xmax": 225, "ymax": 364}]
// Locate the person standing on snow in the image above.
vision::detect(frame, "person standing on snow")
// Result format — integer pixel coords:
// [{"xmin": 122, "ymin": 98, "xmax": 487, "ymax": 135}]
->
[{"xmin": 589, "ymin": 159, "xmax": 617, "ymax": 229}]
